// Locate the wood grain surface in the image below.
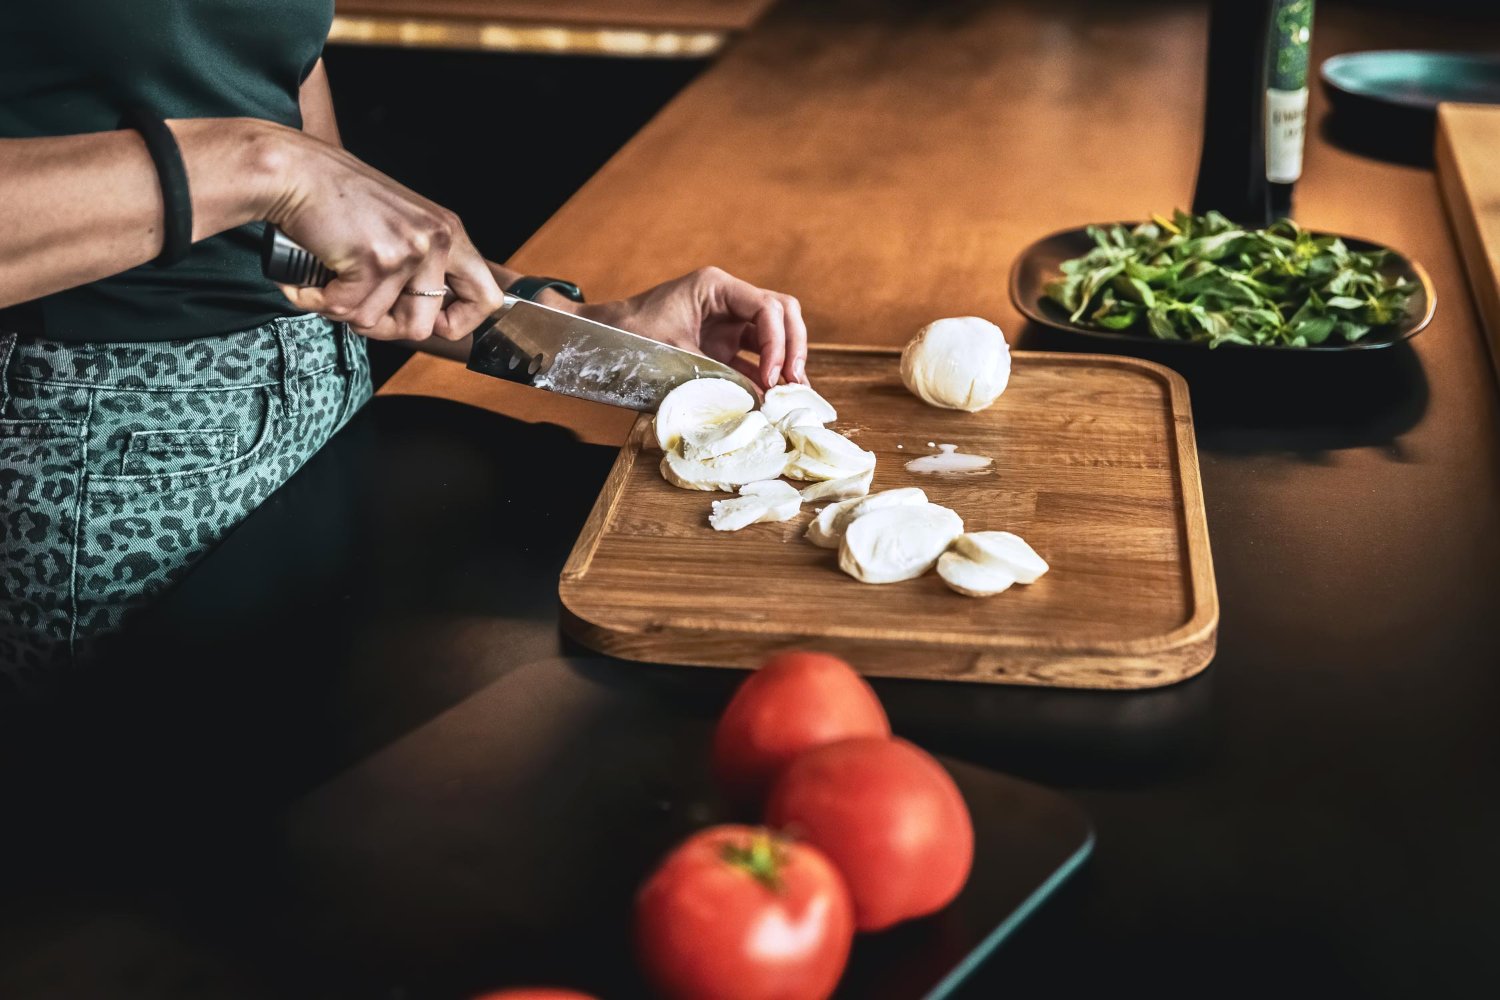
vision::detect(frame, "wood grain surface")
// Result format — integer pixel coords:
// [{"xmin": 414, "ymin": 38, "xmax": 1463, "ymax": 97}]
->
[
  {"xmin": 378, "ymin": 0, "xmax": 1500, "ymax": 690},
  {"xmin": 559, "ymin": 346, "xmax": 1217, "ymax": 688},
  {"xmin": 380, "ymin": 0, "xmax": 1211, "ymax": 429},
  {"xmin": 334, "ymin": 0, "xmax": 775, "ymax": 31},
  {"xmin": 385, "ymin": 1, "xmax": 1497, "ymax": 452},
  {"xmin": 1437, "ymin": 103, "xmax": 1500, "ymax": 389}
]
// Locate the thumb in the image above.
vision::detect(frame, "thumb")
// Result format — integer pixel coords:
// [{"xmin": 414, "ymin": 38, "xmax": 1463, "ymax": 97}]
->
[{"xmin": 277, "ymin": 283, "xmax": 329, "ymax": 314}]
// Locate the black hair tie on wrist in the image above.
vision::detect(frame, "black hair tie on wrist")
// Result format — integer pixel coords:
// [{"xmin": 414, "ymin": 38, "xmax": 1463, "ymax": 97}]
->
[{"xmin": 120, "ymin": 106, "xmax": 193, "ymax": 267}]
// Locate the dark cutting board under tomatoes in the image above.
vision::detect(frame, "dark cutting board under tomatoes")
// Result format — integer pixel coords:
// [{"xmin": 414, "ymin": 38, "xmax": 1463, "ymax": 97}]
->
[
  {"xmin": 1, "ymin": 655, "xmax": 1092, "ymax": 999},
  {"xmin": 271, "ymin": 656, "xmax": 1094, "ymax": 1000}
]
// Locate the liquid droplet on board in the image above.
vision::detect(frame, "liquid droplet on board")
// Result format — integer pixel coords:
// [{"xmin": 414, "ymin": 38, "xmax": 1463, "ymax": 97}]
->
[{"xmin": 905, "ymin": 443, "xmax": 994, "ymax": 475}]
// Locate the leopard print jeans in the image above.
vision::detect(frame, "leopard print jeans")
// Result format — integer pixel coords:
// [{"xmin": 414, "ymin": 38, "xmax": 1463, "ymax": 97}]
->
[{"xmin": 0, "ymin": 315, "xmax": 371, "ymax": 694}]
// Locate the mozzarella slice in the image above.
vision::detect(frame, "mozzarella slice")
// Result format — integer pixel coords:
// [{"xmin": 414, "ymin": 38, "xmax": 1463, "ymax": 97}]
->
[
  {"xmin": 654, "ymin": 378, "xmax": 755, "ymax": 452},
  {"xmin": 761, "ymin": 383, "xmax": 837, "ymax": 426},
  {"xmin": 799, "ymin": 468, "xmax": 873, "ymax": 503},
  {"xmin": 709, "ymin": 480, "xmax": 802, "ymax": 531},
  {"xmin": 937, "ymin": 551, "xmax": 1017, "ymax": 597},
  {"xmin": 805, "ymin": 487, "xmax": 927, "ymax": 549},
  {"xmin": 662, "ymin": 423, "xmax": 789, "ymax": 491},
  {"xmin": 739, "ymin": 479, "xmax": 797, "ymax": 499},
  {"xmin": 784, "ymin": 426, "xmax": 876, "ymax": 482},
  {"xmin": 774, "ymin": 406, "xmax": 826, "ymax": 433},
  {"xmin": 954, "ymin": 531, "xmax": 1049, "ymax": 583},
  {"xmin": 682, "ymin": 410, "xmax": 772, "ymax": 461},
  {"xmin": 838, "ymin": 503, "xmax": 965, "ymax": 584}
]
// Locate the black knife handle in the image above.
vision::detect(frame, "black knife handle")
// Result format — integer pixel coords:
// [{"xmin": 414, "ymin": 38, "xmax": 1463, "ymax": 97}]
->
[{"xmin": 261, "ymin": 225, "xmax": 334, "ymax": 287}]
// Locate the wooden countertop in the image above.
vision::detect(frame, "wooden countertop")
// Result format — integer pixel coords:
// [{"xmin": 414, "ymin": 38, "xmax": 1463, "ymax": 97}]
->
[
  {"xmin": 382, "ymin": 0, "xmax": 1500, "ymax": 447},
  {"xmin": 335, "ymin": 0, "xmax": 777, "ymax": 32}
]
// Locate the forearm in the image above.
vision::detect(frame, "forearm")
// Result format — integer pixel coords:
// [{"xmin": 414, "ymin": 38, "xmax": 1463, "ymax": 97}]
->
[{"xmin": 0, "ymin": 118, "xmax": 289, "ymax": 309}]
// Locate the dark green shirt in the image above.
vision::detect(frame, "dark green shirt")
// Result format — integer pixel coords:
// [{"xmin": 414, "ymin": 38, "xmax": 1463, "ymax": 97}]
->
[{"xmin": 0, "ymin": 1, "xmax": 333, "ymax": 342}]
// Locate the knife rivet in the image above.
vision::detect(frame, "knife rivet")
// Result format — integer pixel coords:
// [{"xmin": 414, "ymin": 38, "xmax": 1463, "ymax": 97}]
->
[
  {"xmin": 529, "ymin": 354, "xmax": 543, "ymax": 376},
  {"xmin": 508, "ymin": 354, "xmax": 521, "ymax": 370}
]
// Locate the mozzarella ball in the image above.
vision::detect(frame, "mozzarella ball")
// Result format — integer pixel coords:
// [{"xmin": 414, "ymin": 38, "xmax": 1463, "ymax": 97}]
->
[{"xmin": 900, "ymin": 317, "xmax": 1011, "ymax": 412}]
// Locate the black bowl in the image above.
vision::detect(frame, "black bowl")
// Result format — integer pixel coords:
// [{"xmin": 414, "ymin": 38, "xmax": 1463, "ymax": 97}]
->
[{"xmin": 1009, "ymin": 223, "xmax": 1435, "ymax": 353}]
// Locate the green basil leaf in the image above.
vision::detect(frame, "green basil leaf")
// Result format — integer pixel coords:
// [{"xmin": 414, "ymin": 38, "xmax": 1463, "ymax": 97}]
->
[{"xmin": 1293, "ymin": 316, "xmax": 1337, "ymax": 344}]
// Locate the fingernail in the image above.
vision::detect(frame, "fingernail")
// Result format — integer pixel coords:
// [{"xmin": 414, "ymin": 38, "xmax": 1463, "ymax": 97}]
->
[{"xmin": 794, "ymin": 359, "xmax": 806, "ymax": 381}]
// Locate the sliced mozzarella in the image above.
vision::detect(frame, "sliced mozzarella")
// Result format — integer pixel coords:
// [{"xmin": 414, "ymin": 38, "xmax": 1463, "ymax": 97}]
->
[
  {"xmin": 838, "ymin": 503, "xmax": 965, "ymax": 584},
  {"xmin": 784, "ymin": 455, "xmax": 847, "ymax": 482},
  {"xmin": 799, "ymin": 468, "xmax": 873, "ymax": 503},
  {"xmin": 937, "ymin": 550, "xmax": 1017, "ymax": 597},
  {"xmin": 681, "ymin": 410, "xmax": 772, "ymax": 461},
  {"xmin": 954, "ymin": 531, "xmax": 1049, "ymax": 583},
  {"xmin": 739, "ymin": 479, "xmax": 798, "ymax": 499},
  {"xmin": 662, "ymin": 423, "xmax": 788, "ymax": 491},
  {"xmin": 805, "ymin": 487, "xmax": 927, "ymax": 549},
  {"xmin": 774, "ymin": 406, "xmax": 826, "ymax": 433},
  {"xmin": 761, "ymin": 383, "xmax": 837, "ymax": 426},
  {"xmin": 784, "ymin": 426, "xmax": 876, "ymax": 482},
  {"xmin": 654, "ymin": 378, "xmax": 754, "ymax": 452},
  {"xmin": 709, "ymin": 479, "xmax": 802, "ymax": 531}
]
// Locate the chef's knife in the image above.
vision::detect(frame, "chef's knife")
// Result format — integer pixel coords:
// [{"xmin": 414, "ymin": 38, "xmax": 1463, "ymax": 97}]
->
[{"xmin": 260, "ymin": 226, "xmax": 758, "ymax": 411}]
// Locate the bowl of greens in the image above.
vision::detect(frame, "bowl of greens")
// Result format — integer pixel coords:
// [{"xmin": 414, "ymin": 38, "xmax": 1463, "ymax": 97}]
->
[{"xmin": 1010, "ymin": 211, "xmax": 1434, "ymax": 351}]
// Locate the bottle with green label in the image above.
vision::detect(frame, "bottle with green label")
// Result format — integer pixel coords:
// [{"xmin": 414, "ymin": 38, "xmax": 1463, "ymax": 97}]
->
[{"xmin": 1266, "ymin": 0, "xmax": 1315, "ymax": 219}]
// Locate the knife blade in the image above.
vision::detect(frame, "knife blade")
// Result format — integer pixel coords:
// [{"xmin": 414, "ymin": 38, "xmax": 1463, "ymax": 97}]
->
[{"xmin": 260, "ymin": 225, "xmax": 759, "ymax": 411}]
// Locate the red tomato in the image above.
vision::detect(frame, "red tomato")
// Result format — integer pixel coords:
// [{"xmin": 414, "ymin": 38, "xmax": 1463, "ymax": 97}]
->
[
  {"xmin": 472, "ymin": 991, "xmax": 597, "ymax": 1000},
  {"xmin": 713, "ymin": 651, "xmax": 891, "ymax": 805},
  {"xmin": 765, "ymin": 737, "xmax": 974, "ymax": 932},
  {"xmin": 635, "ymin": 825, "xmax": 855, "ymax": 1000}
]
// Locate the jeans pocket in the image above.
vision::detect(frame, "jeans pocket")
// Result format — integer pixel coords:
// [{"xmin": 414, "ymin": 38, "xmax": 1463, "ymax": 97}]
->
[
  {"xmin": 120, "ymin": 427, "xmax": 238, "ymax": 478},
  {"xmin": 89, "ymin": 386, "xmax": 278, "ymax": 493},
  {"xmin": 0, "ymin": 419, "xmax": 86, "ymax": 678}
]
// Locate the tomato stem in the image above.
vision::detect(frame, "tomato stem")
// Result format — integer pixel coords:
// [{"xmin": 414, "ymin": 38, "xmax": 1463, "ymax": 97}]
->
[{"xmin": 721, "ymin": 830, "xmax": 786, "ymax": 893}]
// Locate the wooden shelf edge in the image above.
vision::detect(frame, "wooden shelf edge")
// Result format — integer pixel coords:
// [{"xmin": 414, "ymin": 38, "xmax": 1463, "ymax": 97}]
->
[{"xmin": 328, "ymin": 14, "xmax": 726, "ymax": 57}]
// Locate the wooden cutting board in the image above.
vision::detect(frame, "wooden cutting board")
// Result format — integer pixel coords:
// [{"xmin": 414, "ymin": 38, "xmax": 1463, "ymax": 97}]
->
[
  {"xmin": 560, "ymin": 346, "xmax": 1217, "ymax": 689},
  {"xmin": 1436, "ymin": 103, "xmax": 1500, "ymax": 389}
]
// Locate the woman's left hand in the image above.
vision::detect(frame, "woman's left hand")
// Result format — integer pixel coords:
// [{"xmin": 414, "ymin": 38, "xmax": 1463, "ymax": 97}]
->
[{"xmin": 573, "ymin": 267, "xmax": 809, "ymax": 391}]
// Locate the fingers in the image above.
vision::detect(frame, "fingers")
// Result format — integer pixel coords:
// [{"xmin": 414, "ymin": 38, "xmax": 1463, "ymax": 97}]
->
[
  {"xmin": 781, "ymin": 294, "xmax": 809, "ymax": 384},
  {"xmin": 694, "ymin": 267, "xmax": 813, "ymax": 389},
  {"xmin": 436, "ymin": 237, "xmax": 505, "ymax": 341},
  {"xmin": 728, "ymin": 353, "xmax": 763, "ymax": 384},
  {"xmin": 277, "ymin": 273, "xmax": 406, "ymax": 337},
  {"xmin": 386, "ymin": 229, "xmax": 452, "ymax": 341},
  {"xmin": 275, "ymin": 234, "xmax": 429, "ymax": 339},
  {"xmin": 277, "ymin": 283, "xmax": 334, "ymax": 315},
  {"xmin": 276, "ymin": 207, "xmax": 498, "ymax": 342},
  {"xmin": 753, "ymin": 303, "xmax": 787, "ymax": 389}
]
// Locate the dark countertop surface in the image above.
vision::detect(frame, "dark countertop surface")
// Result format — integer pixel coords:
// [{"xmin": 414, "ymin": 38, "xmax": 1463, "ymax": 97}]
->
[{"xmin": 6, "ymin": 0, "xmax": 1500, "ymax": 996}]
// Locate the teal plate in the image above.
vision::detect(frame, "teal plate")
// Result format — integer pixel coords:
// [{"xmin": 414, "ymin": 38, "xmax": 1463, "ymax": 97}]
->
[
  {"xmin": 1322, "ymin": 50, "xmax": 1500, "ymax": 113},
  {"xmin": 1010, "ymin": 223, "xmax": 1436, "ymax": 353}
]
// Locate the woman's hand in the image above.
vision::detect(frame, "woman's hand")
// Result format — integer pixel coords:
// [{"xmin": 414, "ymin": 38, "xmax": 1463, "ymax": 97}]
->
[
  {"xmin": 575, "ymin": 267, "xmax": 809, "ymax": 390},
  {"xmin": 253, "ymin": 122, "xmax": 501, "ymax": 342}
]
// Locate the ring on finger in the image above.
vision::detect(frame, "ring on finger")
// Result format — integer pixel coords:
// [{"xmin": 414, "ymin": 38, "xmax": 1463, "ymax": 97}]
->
[{"xmin": 402, "ymin": 287, "xmax": 448, "ymax": 298}]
